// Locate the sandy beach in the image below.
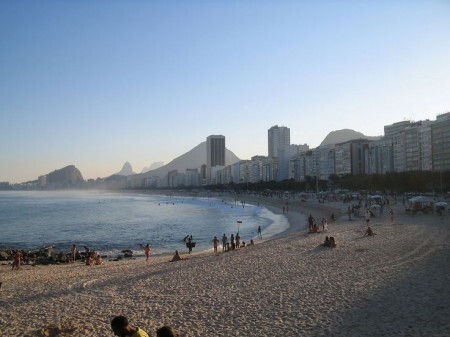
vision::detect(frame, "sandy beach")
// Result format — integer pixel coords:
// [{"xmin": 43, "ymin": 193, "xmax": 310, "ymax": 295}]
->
[{"xmin": 1, "ymin": 196, "xmax": 449, "ymax": 337}]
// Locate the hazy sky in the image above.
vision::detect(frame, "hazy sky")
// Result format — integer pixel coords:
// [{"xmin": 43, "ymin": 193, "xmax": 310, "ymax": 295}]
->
[{"xmin": 1, "ymin": 1, "xmax": 449, "ymax": 183}]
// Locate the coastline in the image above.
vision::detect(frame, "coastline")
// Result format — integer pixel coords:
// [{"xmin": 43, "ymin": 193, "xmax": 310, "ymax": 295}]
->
[{"xmin": 1, "ymin": 194, "xmax": 449, "ymax": 336}]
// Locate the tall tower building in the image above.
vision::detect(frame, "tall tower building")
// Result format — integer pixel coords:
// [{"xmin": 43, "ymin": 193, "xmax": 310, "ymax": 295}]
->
[
  {"xmin": 268, "ymin": 126, "xmax": 290, "ymax": 181},
  {"xmin": 206, "ymin": 135, "xmax": 225, "ymax": 183}
]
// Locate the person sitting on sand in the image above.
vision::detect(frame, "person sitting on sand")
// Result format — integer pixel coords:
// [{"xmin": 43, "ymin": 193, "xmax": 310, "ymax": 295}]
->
[
  {"xmin": 364, "ymin": 226, "xmax": 376, "ymax": 237},
  {"xmin": 157, "ymin": 325, "xmax": 180, "ymax": 337},
  {"xmin": 111, "ymin": 315, "xmax": 149, "ymax": 337},
  {"xmin": 329, "ymin": 237, "xmax": 336, "ymax": 248},
  {"xmin": 94, "ymin": 254, "xmax": 103, "ymax": 265},
  {"xmin": 170, "ymin": 250, "xmax": 187, "ymax": 262},
  {"xmin": 86, "ymin": 252, "xmax": 95, "ymax": 266},
  {"xmin": 311, "ymin": 223, "xmax": 320, "ymax": 233},
  {"xmin": 323, "ymin": 236, "xmax": 330, "ymax": 247}
]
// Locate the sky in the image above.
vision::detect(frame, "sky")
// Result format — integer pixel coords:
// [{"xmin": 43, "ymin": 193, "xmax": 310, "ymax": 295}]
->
[{"xmin": 1, "ymin": 1, "xmax": 449, "ymax": 183}]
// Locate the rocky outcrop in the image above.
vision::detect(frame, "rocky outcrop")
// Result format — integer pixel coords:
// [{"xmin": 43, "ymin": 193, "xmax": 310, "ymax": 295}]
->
[
  {"xmin": 115, "ymin": 162, "xmax": 135, "ymax": 176},
  {"xmin": 45, "ymin": 165, "xmax": 84, "ymax": 184}
]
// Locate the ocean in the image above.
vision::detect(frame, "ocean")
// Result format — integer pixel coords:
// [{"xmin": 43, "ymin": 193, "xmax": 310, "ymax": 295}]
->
[{"xmin": 0, "ymin": 191, "xmax": 289, "ymax": 258}]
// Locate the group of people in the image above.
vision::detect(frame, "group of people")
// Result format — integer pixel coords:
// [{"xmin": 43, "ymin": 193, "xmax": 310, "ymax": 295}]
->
[
  {"xmin": 111, "ymin": 315, "xmax": 179, "ymax": 337},
  {"xmin": 308, "ymin": 214, "xmax": 329, "ymax": 233},
  {"xmin": 218, "ymin": 232, "xmax": 254, "ymax": 252},
  {"xmin": 323, "ymin": 236, "xmax": 337, "ymax": 248}
]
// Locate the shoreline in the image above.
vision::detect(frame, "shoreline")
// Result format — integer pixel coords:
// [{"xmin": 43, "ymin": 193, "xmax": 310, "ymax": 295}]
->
[{"xmin": 1, "ymin": 194, "xmax": 449, "ymax": 336}]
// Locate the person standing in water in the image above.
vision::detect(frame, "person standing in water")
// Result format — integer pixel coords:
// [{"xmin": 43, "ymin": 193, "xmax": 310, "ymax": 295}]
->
[{"xmin": 257, "ymin": 225, "xmax": 262, "ymax": 239}]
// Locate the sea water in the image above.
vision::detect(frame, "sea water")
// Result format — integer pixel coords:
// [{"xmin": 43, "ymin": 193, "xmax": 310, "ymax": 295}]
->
[{"xmin": 0, "ymin": 191, "xmax": 289, "ymax": 258}]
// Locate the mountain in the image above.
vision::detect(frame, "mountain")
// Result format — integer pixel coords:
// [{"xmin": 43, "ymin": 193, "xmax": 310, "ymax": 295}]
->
[
  {"xmin": 115, "ymin": 162, "xmax": 135, "ymax": 176},
  {"xmin": 138, "ymin": 141, "xmax": 240, "ymax": 179},
  {"xmin": 320, "ymin": 129, "xmax": 381, "ymax": 146},
  {"xmin": 46, "ymin": 165, "xmax": 84, "ymax": 184},
  {"xmin": 141, "ymin": 162, "xmax": 164, "ymax": 173}
]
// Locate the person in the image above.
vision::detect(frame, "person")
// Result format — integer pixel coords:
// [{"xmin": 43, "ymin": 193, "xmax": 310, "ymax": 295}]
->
[
  {"xmin": 71, "ymin": 244, "xmax": 77, "ymax": 263},
  {"xmin": 12, "ymin": 250, "xmax": 21, "ymax": 270},
  {"xmin": 86, "ymin": 252, "xmax": 94, "ymax": 266},
  {"xmin": 235, "ymin": 233, "xmax": 240, "ymax": 249},
  {"xmin": 250, "ymin": 239, "xmax": 254, "ymax": 245},
  {"xmin": 257, "ymin": 225, "xmax": 262, "ymax": 239},
  {"xmin": 323, "ymin": 236, "xmax": 330, "ymax": 247},
  {"xmin": 212, "ymin": 236, "xmax": 219, "ymax": 253},
  {"xmin": 308, "ymin": 214, "xmax": 315, "ymax": 231},
  {"xmin": 111, "ymin": 315, "xmax": 149, "ymax": 337},
  {"xmin": 321, "ymin": 217, "xmax": 328, "ymax": 231},
  {"xmin": 230, "ymin": 234, "xmax": 235, "ymax": 250},
  {"xmin": 348, "ymin": 206, "xmax": 352, "ymax": 221},
  {"xmin": 144, "ymin": 244, "xmax": 151, "ymax": 261},
  {"xmin": 94, "ymin": 254, "xmax": 103, "ymax": 265},
  {"xmin": 170, "ymin": 250, "xmax": 185, "ymax": 262},
  {"xmin": 329, "ymin": 237, "xmax": 337, "ymax": 248},
  {"xmin": 365, "ymin": 210, "xmax": 371, "ymax": 224},
  {"xmin": 311, "ymin": 223, "xmax": 319, "ymax": 233},
  {"xmin": 330, "ymin": 213, "xmax": 336, "ymax": 222},
  {"xmin": 221, "ymin": 233, "xmax": 227, "ymax": 251},
  {"xmin": 389, "ymin": 208, "xmax": 395, "ymax": 222},
  {"xmin": 157, "ymin": 326, "xmax": 180, "ymax": 337},
  {"xmin": 364, "ymin": 226, "xmax": 376, "ymax": 237},
  {"xmin": 187, "ymin": 237, "xmax": 193, "ymax": 254}
]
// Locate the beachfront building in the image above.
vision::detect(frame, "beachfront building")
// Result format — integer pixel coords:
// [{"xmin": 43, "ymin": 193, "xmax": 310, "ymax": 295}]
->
[
  {"xmin": 262, "ymin": 156, "xmax": 278, "ymax": 182},
  {"xmin": 334, "ymin": 139, "xmax": 368, "ymax": 176},
  {"xmin": 268, "ymin": 125, "xmax": 290, "ymax": 181},
  {"xmin": 315, "ymin": 144, "xmax": 335, "ymax": 180},
  {"xmin": 365, "ymin": 138, "xmax": 394, "ymax": 174},
  {"xmin": 431, "ymin": 112, "xmax": 450, "ymax": 172},
  {"xmin": 185, "ymin": 168, "xmax": 201, "ymax": 187},
  {"xmin": 206, "ymin": 135, "xmax": 225, "ymax": 183}
]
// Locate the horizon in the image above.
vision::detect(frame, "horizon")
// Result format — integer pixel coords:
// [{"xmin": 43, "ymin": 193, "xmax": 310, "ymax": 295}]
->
[{"xmin": 1, "ymin": 1, "xmax": 449, "ymax": 183}]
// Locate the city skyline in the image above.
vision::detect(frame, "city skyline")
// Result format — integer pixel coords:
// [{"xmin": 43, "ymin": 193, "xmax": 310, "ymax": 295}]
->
[{"xmin": 1, "ymin": 1, "xmax": 449, "ymax": 183}]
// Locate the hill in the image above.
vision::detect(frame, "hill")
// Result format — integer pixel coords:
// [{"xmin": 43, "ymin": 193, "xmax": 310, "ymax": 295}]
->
[
  {"xmin": 320, "ymin": 129, "xmax": 381, "ymax": 146},
  {"xmin": 139, "ymin": 141, "xmax": 240, "ymax": 179},
  {"xmin": 46, "ymin": 165, "xmax": 84, "ymax": 184}
]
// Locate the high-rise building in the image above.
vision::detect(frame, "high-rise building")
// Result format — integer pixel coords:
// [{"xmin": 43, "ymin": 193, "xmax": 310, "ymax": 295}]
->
[
  {"xmin": 206, "ymin": 135, "xmax": 225, "ymax": 183},
  {"xmin": 207, "ymin": 135, "xmax": 225, "ymax": 167},
  {"xmin": 268, "ymin": 125, "xmax": 290, "ymax": 181}
]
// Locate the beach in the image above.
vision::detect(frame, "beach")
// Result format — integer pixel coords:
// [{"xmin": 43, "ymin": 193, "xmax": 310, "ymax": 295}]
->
[{"xmin": 0, "ymin": 197, "xmax": 449, "ymax": 337}]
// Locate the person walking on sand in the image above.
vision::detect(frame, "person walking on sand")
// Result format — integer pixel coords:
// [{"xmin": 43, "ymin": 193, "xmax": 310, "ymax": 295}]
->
[
  {"xmin": 212, "ymin": 236, "xmax": 219, "ymax": 253},
  {"xmin": 144, "ymin": 244, "xmax": 151, "ymax": 261},
  {"xmin": 257, "ymin": 225, "xmax": 262, "ymax": 239},
  {"xmin": 222, "ymin": 233, "xmax": 228, "ymax": 251},
  {"xmin": 71, "ymin": 244, "xmax": 77, "ymax": 263},
  {"xmin": 365, "ymin": 210, "xmax": 371, "ymax": 225},
  {"xmin": 389, "ymin": 208, "xmax": 395, "ymax": 222},
  {"xmin": 111, "ymin": 315, "xmax": 149, "ymax": 337}
]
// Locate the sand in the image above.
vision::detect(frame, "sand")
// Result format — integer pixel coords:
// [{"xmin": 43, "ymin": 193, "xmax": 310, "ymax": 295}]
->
[{"xmin": 0, "ymin": 196, "xmax": 449, "ymax": 337}]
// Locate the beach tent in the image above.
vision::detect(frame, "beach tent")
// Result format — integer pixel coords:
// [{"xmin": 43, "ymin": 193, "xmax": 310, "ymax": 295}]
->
[
  {"xmin": 435, "ymin": 201, "xmax": 448, "ymax": 214},
  {"xmin": 407, "ymin": 196, "xmax": 434, "ymax": 213}
]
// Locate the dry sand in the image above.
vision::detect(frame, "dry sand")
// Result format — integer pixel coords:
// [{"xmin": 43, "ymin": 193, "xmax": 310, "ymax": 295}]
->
[{"xmin": 1, "ymin": 196, "xmax": 449, "ymax": 337}]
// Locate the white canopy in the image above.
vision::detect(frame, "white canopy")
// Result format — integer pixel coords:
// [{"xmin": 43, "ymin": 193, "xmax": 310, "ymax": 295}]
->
[{"xmin": 408, "ymin": 196, "xmax": 433, "ymax": 203}]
